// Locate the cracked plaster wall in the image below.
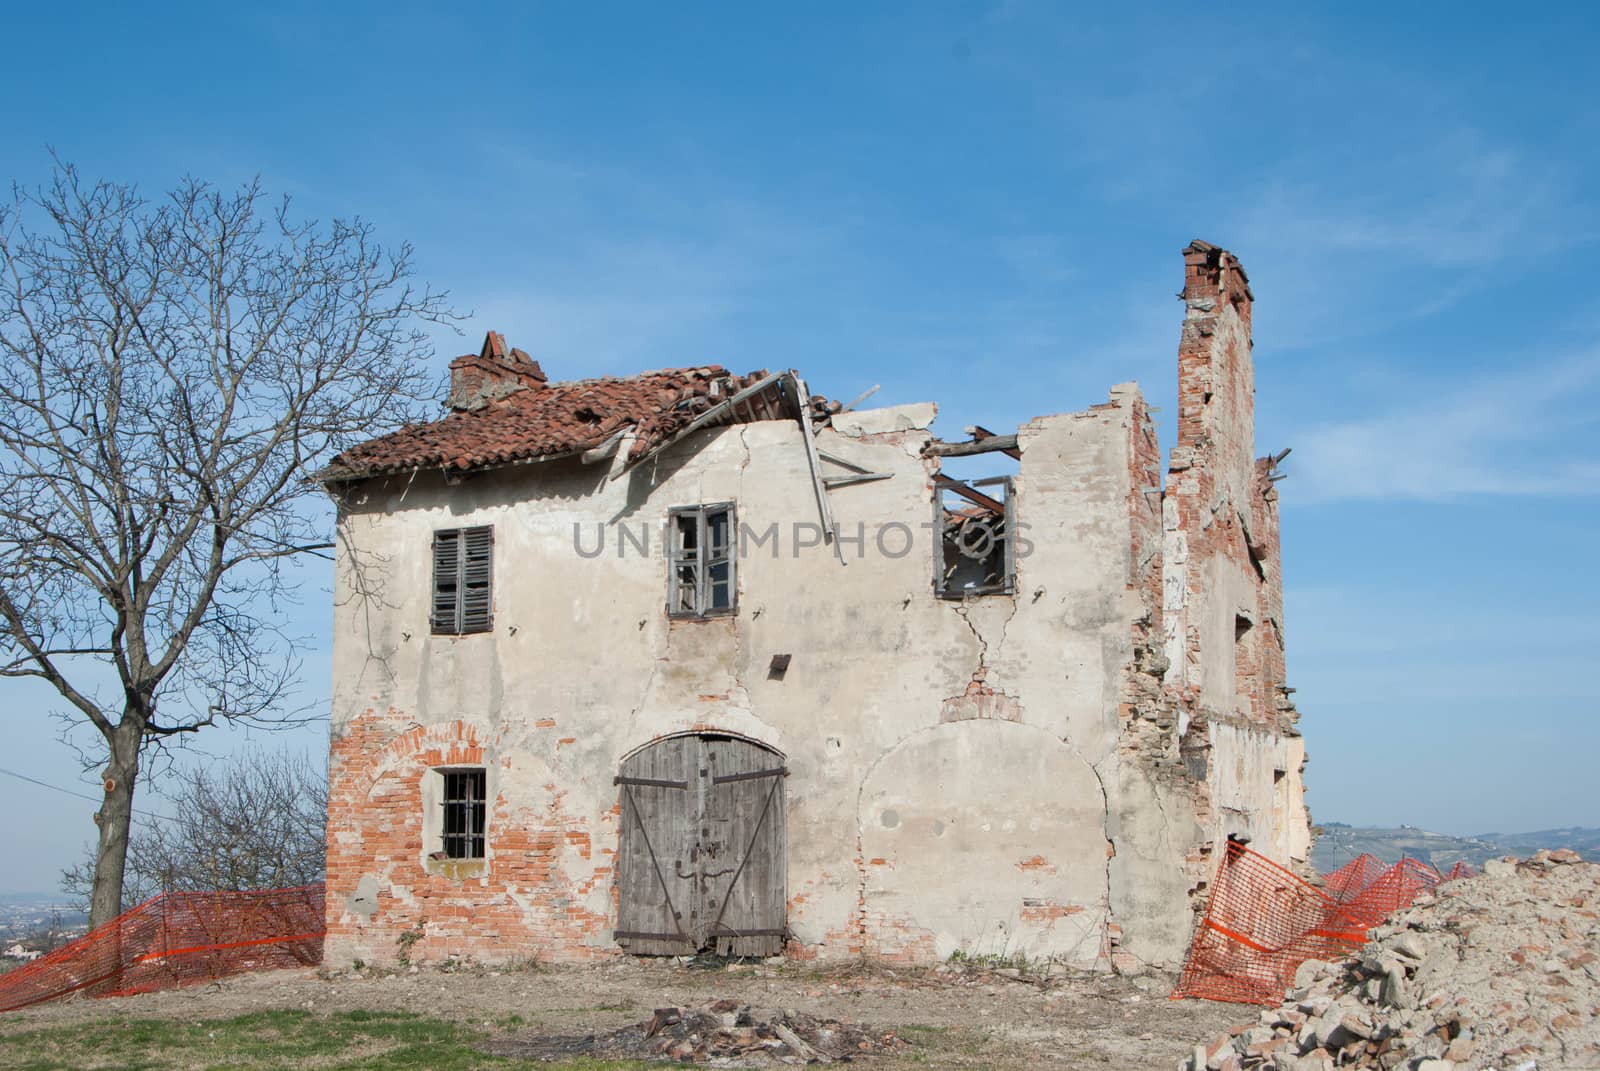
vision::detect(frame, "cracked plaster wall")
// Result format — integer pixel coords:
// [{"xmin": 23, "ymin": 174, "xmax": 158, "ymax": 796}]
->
[
  {"xmin": 322, "ymin": 246, "xmax": 1310, "ymax": 972},
  {"xmin": 325, "ymin": 386, "xmax": 1200, "ymax": 968}
]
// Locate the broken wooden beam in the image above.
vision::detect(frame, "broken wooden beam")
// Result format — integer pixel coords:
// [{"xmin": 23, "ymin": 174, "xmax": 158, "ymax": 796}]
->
[
  {"xmin": 788, "ymin": 372, "xmax": 845, "ymax": 565},
  {"xmin": 817, "ymin": 449, "xmax": 869, "ymax": 473},
  {"xmin": 935, "ymin": 474, "xmax": 1005, "ymax": 513},
  {"xmin": 969, "ymin": 425, "xmax": 1023, "ymax": 460},
  {"xmin": 839, "ymin": 384, "xmax": 880, "ymax": 413},
  {"xmin": 823, "ymin": 472, "xmax": 893, "ymax": 489},
  {"xmin": 614, "ymin": 371, "xmax": 789, "ymax": 478},
  {"xmin": 924, "ymin": 433, "xmax": 1020, "ymax": 458}
]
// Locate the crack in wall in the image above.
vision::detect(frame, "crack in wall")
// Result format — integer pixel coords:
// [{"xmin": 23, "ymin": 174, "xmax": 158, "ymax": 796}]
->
[{"xmin": 952, "ymin": 602, "xmax": 988, "ymax": 677}]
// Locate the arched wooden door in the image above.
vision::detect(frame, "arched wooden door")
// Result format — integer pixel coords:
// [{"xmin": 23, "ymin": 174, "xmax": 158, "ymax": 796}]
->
[{"xmin": 614, "ymin": 734, "xmax": 787, "ymax": 957}]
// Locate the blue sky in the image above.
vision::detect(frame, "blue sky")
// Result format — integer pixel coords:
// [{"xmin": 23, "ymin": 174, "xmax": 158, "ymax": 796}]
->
[{"xmin": 1, "ymin": 2, "xmax": 1596, "ymax": 894}]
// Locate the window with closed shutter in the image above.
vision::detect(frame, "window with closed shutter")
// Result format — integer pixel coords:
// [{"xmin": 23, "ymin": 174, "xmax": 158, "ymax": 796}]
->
[{"xmin": 432, "ymin": 525, "xmax": 494, "ymax": 634}]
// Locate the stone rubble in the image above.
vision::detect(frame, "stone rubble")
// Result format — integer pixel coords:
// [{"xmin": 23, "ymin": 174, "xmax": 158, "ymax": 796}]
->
[
  {"xmin": 1182, "ymin": 851, "xmax": 1600, "ymax": 1071},
  {"xmin": 482, "ymin": 997, "xmax": 908, "ymax": 1065}
]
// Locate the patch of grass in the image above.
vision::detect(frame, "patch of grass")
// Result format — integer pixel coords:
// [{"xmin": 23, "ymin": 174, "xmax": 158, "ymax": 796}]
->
[
  {"xmin": 897, "ymin": 1023, "xmax": 990, "ymax": 1058},
  {"xmin": 0, "ymin": 1009, "xmax": 662, "ymax": 1071}
]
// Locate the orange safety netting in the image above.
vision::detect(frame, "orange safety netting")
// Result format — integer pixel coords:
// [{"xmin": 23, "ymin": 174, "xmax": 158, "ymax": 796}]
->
[
  {"xmin": 1322, "ymin": 852, "xmax": 1391, "ymax": 904},
  {"xmin": 1169, "ymin": 843, "xmax": 1477, "ymax": 1005},
  {"xmin": 0, "ymin": 885, "xmax": 324, "ymax": 1012},
  {"xmin": 1171, "ymin": 841, "xmax": 1372, "ymax": 1004}
]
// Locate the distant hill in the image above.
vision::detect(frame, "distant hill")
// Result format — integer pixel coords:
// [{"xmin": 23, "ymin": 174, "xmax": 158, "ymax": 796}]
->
[{"xmin": 1312, "ymin": 823, "xmax": 1600, "ymax": 874}]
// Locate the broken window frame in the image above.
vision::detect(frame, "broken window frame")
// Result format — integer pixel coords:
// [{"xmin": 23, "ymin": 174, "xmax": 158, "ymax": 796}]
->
[
  {"xmin": 667, "ymin": 502, "xmax": 738, "ymax": 619},
  {"xmin": 431, "ymin": 525, "xmax": 494, "ymax": 635},
  {"xmin": 932, "ymin": 475, "xmax": 1016, "ymax": 599},
  {"xmin": 439, "ymin": 768, "xmax": 487, "ymax": 860}
]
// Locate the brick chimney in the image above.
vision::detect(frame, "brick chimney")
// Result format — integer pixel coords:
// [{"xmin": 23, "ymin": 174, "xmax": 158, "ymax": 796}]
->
[{"xmin": 447, "ymin": 331, "xmax": 548, "ymax": 411}]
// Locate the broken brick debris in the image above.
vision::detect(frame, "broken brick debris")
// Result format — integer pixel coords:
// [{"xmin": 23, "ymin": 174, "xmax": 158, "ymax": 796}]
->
[
  {"xmin": 1180, "ymin": 850, "xmax": 1600, "ymax": 1071},
  {"xmin": 482, "ymin": 998, "xmax": 907, "ymax": 1065}
]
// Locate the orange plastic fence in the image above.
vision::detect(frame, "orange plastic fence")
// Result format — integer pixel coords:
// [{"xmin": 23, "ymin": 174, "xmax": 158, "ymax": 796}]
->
[
  {"xmin": 1322, "ymin": 852, "xmax": 1391, "ymax": 904},
  {"xmin": 1172, "ymin": 847, "xmax": 1478, "ymax": 1005},
  {"xmin": 1171, "ymin": 841, "xmax": 1372, "ymax": 1004},
  {"xmin": 0, "ymin": 885, "xmax": 324, "ymax": 1012}
]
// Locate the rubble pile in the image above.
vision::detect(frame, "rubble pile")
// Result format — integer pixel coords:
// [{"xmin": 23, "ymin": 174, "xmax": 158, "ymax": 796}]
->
[
  {"xmin": 1183, "ymin": 851, "xmax": 1600, "ymax": 1071},
  {"xmin": 484, "ymin": 997, "xmax": 908, "ymax": 1065}
]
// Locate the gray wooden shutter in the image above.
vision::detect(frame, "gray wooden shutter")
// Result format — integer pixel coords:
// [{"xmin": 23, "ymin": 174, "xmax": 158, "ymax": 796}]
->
[
  {"xmin": 668, "ymin": 512, "xmax": 698, "ymax": 616},
  {"xmin": 1001, "ymin": 476, "xmax": 1016, "ymax": 594},
  {"xmin": 460, "ymin": 526, "xmax": 494, "ymax": 633},
  {"xmin": 705, "ymin": 505, "xmax": 736, "ymax": 613},
  {"xmin": 431, "ymin": 529, "xmax": 462, "ymax": 634}
]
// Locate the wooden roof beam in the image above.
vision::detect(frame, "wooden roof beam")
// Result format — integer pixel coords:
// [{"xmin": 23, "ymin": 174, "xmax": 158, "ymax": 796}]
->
[
  {"xmin": 924, "ymin": 433, "xmax": 1020, "ymax": 458},
  {"xmin": 935, "ymin": 474, "xmax": 1005, "ymax": 514}
]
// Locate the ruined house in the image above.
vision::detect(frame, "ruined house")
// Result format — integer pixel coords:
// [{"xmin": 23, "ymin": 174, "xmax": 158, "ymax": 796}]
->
[{"xmin": 319, "ymin": 241, "xmax": 1310, "ymax": 970}]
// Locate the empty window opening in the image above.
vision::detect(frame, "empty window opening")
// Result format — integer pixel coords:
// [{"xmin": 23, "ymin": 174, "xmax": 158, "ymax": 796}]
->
[
  {"xmin": 432, "ymin": 525, "xmax": 494, "ymax": 635},
  {"xmin": 440, "ymin": 769, "xmax": 486, "ymax": 859},
  {"xmin": 934, "ymin": 475, "xmax": 1014, "ymax": 598},
  {"xmin": 669, "ymin": 503, "xmax": 737, "ymax": 618}
]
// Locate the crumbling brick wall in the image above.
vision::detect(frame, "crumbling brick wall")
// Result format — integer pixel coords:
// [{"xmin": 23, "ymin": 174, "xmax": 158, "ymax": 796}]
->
[
  {"xmin": 325, "ymin": 713, "xmax": 616, "ymax": 964},
  {"xmin": 320, "ymin": 241, "xmax": 1311, "ymax": 971},
  {"xmin": 1162, "ymin": 240, "xmax": 1309, "ymax": 868}
]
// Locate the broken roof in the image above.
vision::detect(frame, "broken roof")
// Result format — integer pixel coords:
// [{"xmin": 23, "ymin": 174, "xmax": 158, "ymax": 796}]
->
[{"xmin": 321, "ymin": 333, "xmax": 829, "ymax": 482}]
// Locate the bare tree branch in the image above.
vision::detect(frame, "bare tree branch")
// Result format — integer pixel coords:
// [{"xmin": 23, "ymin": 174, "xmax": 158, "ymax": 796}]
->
[
  {"xmin": 62, "ymin": 748, "xmax": 326, "ymax": 908},
  {"xmin": 0, "ymin": 160, "xmax": 453, "ymax": 927}
]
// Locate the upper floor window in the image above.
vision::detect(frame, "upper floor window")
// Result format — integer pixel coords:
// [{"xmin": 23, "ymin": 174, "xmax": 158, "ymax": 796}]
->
[
  {"xmin": 668, "ymin": 503, "xmax": 736, "ymax": 618},
  {"xmin": 935, "ymin": 476, "xmax": 1014, "ymax": 598},
  {"xmin": 432, "ymin": 525, "xmax": 494, "ymax": 634}
]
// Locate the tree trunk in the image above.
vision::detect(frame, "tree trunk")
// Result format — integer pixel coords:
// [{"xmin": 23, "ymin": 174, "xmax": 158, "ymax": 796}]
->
[{"xmin": 88, "ymin": 721, "xmax": 142, "ymax": 932}]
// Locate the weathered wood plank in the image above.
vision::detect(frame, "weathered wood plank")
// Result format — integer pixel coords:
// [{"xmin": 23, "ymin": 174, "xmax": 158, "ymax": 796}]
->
[
  {"xmin": 703, "ymin": 736, "xmax": 786, "ymax": 956},
  {"xmin": 936, "ymin": 474, "xmax": 1005, "ymax": 514},
  {"xmin": 924, "ymin": 433, "xmax": 1021, "ymax": 458},
  {"xmin": 615, "ymin": 737, "xmax": 697, "ymax": 955}
]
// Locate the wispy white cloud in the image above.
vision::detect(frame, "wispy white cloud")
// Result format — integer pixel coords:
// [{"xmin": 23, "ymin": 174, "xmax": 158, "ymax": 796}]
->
[
  {"xmin": 1230, "ymin": 128, "xmax": 1600, "ymax": 353},
  {"xmin": 1241, "ymin": 131, "xmax": 1579, "ymax": 268},
  {"xmin": 1287, "ymin": 350, "xmax": 1600, "ymax": 502}
]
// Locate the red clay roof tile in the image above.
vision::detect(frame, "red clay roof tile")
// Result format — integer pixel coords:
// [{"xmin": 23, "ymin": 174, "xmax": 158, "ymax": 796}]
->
[{"xmin": 324, "ymin": 364, "xmax": 774, "ymax": 480}]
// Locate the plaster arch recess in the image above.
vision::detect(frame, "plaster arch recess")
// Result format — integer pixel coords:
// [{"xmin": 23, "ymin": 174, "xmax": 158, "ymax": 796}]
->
[{"xmin": 858, "ymin": 720, "xmax": 1109, "ymax": 965}]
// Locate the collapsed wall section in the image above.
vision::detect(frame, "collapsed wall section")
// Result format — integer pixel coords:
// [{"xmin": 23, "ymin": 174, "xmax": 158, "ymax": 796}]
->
[
  {"xmin": 319, "ymin": 241, "xmax": 1310, "ymax": 972},
  {"xmin": 1161, "ymin": 240, "xmax": 1309, "ymax": 868}
]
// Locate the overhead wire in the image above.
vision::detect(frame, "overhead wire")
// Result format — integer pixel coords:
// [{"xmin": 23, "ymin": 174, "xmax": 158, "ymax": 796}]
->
[{"xmin": 0, "ymin": 765, "xmax": 177, "ymax": 825}]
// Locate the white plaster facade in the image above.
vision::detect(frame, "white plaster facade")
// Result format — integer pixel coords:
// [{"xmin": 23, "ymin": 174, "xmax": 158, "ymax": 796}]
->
[{"xmin": 322, "ymin": 242, "xmax": 1310, "ymax": 970}]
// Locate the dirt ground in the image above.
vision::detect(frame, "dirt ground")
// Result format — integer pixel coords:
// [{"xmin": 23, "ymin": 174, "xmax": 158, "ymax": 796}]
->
[{"xmin": 0, "ymin": 958, "xmax": 1243, "ymax": 1068}]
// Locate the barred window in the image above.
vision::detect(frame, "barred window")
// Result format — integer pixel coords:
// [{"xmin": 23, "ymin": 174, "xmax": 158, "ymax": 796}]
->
[
  {"xmin": 668, "ymin": 503, "xmax": 736, "ymax": 618},
  {"xmin": 440, "ymin": 769, "xmax": 486, "ymax": 860},
  {"xmin": 432, "ymin": 526, "xmax": 493, "ymax": 634}
]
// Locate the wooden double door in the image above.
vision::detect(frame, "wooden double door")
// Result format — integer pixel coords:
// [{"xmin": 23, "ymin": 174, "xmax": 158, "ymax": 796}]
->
[{"xmin": 614, "ymin": 734, "xmax": 787, "ymax": 957}]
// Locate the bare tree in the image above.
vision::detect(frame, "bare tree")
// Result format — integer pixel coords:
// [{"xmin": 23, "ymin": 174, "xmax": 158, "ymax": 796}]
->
[
  {"xmin": 62, "ymin": 748, "xmax": 326, "ymax": 905},
  {"xmin": 0, "ymin": 162, "xmax": 449, "ymax": 929}
]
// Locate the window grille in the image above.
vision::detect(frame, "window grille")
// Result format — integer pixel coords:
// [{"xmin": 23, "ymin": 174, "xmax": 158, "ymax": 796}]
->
[{"xmin": 440, "ymin": 769, "xmax": 486, "ymax": 860}]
